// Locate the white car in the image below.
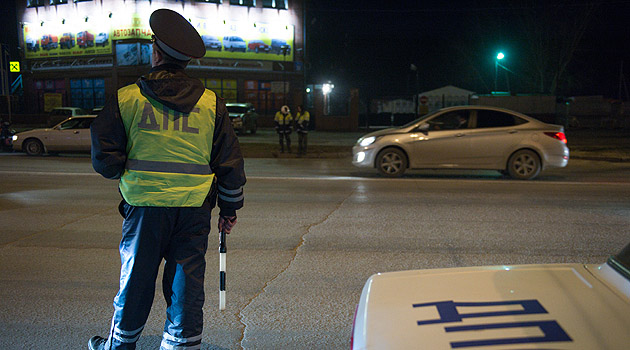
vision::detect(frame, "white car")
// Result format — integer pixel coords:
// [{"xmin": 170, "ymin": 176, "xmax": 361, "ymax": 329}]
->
[
  {"xmin": 13, "ymin": 115, "xmax": 96, "ymax": 156},
  {"xmin": 95, "ymin": 32, "xmax": 109, "ymax": 47},
  {"xmin": 352, "ymin": 106, "xmax": 569, "ymax": 179},
  {"xmin": 351, "ymin": 243, "xmax": 630, "ymax": 349},
  {"xmin": 222, "ymin": 36, "xmax": 246, "ymax": 52}
]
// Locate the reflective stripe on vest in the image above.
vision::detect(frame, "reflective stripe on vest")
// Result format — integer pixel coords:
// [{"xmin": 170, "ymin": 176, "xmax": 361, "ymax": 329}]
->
[{"xmin": 117, "ymin": 84, "xmax": 216, "ymax": 207}]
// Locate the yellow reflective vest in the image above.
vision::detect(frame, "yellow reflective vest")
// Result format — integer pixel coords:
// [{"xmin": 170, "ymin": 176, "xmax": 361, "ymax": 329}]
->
[{"xmin": 117, "ymin": 84, "xmax": 216, "ymax": 207}]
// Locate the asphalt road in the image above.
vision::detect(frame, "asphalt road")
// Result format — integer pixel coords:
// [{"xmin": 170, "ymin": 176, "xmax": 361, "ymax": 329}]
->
[{"xmin": 0, "ymin": 155, "xmax": 629, "ymax": 349}]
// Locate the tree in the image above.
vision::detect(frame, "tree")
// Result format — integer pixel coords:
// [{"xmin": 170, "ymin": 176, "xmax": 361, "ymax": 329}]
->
[{"xmin": 518, "ymin": 1, "xmax": 596, "ymax": 95}]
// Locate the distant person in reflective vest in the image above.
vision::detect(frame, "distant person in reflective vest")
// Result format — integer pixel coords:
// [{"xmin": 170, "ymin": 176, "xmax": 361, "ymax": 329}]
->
[
  {"xmin": 88, "ymin": 9, "xmax": 245, "ymax": 350},
  {"xmin": 274, "ymin": 105, "xmax": 293, "ymax": 153},
  {"xmin": 294, "ymin": 105, "xmax": 310, "ymax": 156}
]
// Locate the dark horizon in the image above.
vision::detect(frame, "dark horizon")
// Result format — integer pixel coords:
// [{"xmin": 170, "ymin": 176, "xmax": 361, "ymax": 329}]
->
[{"xmin": 305, "ymin": 1, "xmax": 630, "ymax": 99}]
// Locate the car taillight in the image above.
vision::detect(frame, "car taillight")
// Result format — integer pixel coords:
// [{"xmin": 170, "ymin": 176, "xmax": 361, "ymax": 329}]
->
[{"xmin": 544, "ymin": 132, "xmax": 567, "ymax": 144}]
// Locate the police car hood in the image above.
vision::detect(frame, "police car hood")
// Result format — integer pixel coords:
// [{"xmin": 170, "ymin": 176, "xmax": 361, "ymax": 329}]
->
[
  {"xmin": 353, "ymin": 263, "xmax": 630, "ymax": 349},
  {"xmin": 136, "ymin": 64, "xmax": 205, "ymax": 114}
]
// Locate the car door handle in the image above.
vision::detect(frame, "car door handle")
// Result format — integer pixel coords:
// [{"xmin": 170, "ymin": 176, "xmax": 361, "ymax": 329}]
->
[
  {"xmin": 455, "ymin": 133, "xmax": 466, "ymax": 137},
  {"xmin": 508, "ymin": 130, "xmax": 518, "ymax": 134},
  {"xmin": 73, "ymin": 131, "xmax": 80, "ymax": 134}
]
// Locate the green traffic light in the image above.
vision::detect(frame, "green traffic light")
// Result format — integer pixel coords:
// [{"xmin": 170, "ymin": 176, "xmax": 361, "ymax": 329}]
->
[{"xmin": 497, "ymin": 52, "xmax": 505, "ymax": 60}]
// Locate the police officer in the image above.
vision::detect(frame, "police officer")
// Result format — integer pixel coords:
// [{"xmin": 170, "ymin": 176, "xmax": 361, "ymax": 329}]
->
[
  {"xmin": 274, "ymin": 105, "xmax": 292, "ymax": 153},
  {"xmin": 88, "ymin": 9, "xmax": 245, "ymax": 350},
  {"xmin": 294, "ymin": 105, "xmax": 310, "ymax": 156}
]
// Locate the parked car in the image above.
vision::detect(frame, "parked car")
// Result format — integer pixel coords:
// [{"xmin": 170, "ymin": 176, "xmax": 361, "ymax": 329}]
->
[
  {"xmin": 95, "ymin": 32, "xmax": 109, "ymax": 47},
  {"xmin": 225, "ymin": 103, "xmax": 258, "ymax": 135},
  {"xmin": 222, "ymin": 36, "xmax": 247, "ymax": 52},
  {"xmin": 12, "ymin": 115, "xmax": 96, "ymax": 156},
  {"xmin": 247, "ymin": 40, "xmax": 270, "ymax": 53},
  {"xmin": 352, "ymin": 106, "xmax": 569, "ymax": 179},
  {"xmin": 201, "ymin": 35, "xmax": 222, "ymax": 51},
  {"xmin": 351, "ymin": 242, "xmax": 630, "ymax": 349},
  {"xmin": 270, "ymin": 39, "xmax": 291, "ymax": 55}
]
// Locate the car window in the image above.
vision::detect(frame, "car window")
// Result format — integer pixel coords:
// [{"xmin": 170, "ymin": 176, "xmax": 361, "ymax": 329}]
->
[
  {"xmin": 52, "ymin": 109, "xmax": 72, "ymax": 117},
  {"xmin": 475, "ymin": 110, "xmax": 528, "ymax": 128},
  {"xmin": 76, "ymin": 118, "xmax": 94, "ymax": 128},
  {"xmin": 610, "ymin": 243, "xmax": 630, "ymax": 280},
  {"xmin": 427, "ymin": 111, "xmax": 469, "ymax": 131},
  {"xmin": 59, "ymin": 118, "xmax": 93, "ymax": 130},
  {"xmin": 227, "ymin": 106, "xmax": 249, "ymax": 114}
]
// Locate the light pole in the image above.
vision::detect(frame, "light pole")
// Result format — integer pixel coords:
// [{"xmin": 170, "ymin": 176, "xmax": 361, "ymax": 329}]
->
[
  {"xmin": 494, "ymin": 52, "xmax": 504, "ymax": 92},
  {"xmin": 281, "ymin": 45, "xmax": 290, "ymax": 105},
  {"xmin": 410, "ymin": 64, "xmax": 418, "ymax": 117}
]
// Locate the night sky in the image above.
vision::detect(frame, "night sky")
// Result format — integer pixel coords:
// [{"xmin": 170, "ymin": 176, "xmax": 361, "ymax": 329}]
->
[
  {"xmin": 306, "ymin": 0, "xmax": 630, "ymax": 99},
  {"xmin": 2, "ymin": 1, "xmax": 629, "ymax": 101}
]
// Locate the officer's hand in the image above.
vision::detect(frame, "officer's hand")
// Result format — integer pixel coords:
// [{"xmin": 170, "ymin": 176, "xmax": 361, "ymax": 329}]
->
[{"xmin": 218, "ymin": 215, "xmax": 237, "ymax": 234}]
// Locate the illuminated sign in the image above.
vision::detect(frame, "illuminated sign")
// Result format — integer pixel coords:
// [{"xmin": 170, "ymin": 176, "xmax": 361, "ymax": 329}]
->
[
  {"xmin": 9, "ymin": 61, "xmax": 20, "ymax": 72},
  {"xmin": 23, "ymin": 13, "xmax": 294, "ymax": 62}
]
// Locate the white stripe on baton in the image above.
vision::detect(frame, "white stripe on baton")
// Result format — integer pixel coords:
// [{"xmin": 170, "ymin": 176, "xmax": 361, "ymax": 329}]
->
[{"xmin": 219, "ymin": 231, "xmax": 226, "ymax": 310}]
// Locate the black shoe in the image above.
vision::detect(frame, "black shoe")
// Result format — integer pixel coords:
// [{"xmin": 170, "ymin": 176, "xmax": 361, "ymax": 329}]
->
[{"xmin": 88, "ymin": 336, "xmax": 107, "ymax": 350}]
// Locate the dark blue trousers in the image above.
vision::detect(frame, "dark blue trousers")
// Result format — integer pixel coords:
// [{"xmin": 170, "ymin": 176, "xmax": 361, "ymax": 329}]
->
[{"xmin": 105, "ymin": 199, "xmax": 212, "ymax": 350}]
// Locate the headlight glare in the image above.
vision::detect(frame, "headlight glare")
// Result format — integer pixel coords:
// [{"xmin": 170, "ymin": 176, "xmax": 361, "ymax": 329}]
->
[
  {"xmin": 12, "ymin": 135, "xmax": 18, "ymax": 141},
  {"xmin": 359, "ymin": 136, "xmax": 376, "ymax": 147}
]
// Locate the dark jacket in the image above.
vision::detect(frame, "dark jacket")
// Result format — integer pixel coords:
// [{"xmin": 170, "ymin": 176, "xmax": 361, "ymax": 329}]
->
[{"xmin": 90, "ymin": 64, "xmax": 246, "ymax": 216}]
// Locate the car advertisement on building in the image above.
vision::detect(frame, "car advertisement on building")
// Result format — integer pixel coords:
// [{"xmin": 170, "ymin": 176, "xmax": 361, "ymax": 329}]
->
[
  {"xmin": 23, "ymin": 12, "xmax": 293, "ymax": 62},
  {"xmin": 23, "ymin": 21, "xmax": 112, "ymax": 59},
  {"xmin": 191, "ymin": 18, "xmax": 294, "ymax": 61}
]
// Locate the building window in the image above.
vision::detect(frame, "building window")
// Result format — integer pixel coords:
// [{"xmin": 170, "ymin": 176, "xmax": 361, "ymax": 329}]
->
[
  {"xmin": 194, "ymin": 0, "xmax": 221, "ymax": 3},
  {"xmin": 262, "ymin": 0, "xmax": 287, "ymax": 9},
  {"xmin": 202, "ymin": 78, "xmax": 238, "ymax": 103},
  {"xmin": 50, "ymin": 0, "xmax": 68, "ymax": 5},
  {"xmin": 71, "ymin": 78, "xmax": 106, "ymax": 110},
  {"xmin": 74, "ymin": 0, "xmax": 93, "ymax": 3},
  {"xmin": 27, "ymin": 0, "xmax": 45, "ymax": 7},
  {"xmin": 230, "ymin": 0, "xmax": 255, "ymax": 6},
  {"xmin": 116, "ymin": 43, "xmax": 151, "ymax": 66}
]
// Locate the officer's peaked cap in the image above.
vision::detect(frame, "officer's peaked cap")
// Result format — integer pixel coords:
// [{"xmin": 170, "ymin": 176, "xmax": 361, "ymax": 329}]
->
[{"xmin": 150, "ymin": 9, "xmax": 205, "ymax": 60}]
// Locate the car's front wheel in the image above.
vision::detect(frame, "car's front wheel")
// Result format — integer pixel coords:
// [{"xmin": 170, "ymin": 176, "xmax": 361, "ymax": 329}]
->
[
  {"xmin": 376, "ymin": 148, "xmax": 407, "ymax": 177},
  {"xmin": 507, "ymin": 149, "xmax": 541, "ymax": 180},
  {"xmin": 24, "ymin": 139, "xmax": 44, "ymax": 156}
]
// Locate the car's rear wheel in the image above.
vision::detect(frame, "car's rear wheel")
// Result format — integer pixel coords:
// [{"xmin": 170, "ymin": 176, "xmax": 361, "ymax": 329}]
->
[
  {"xmin": 507, "ymin": 149, "xmax": 541, "ymax": 180},
  {"xmin": 24, "ymin": 139, "xmax": 44, "ymax": 156},
  {"xmin": 376, "ymin": 148, "xmax": 407, "ymax": 177}
]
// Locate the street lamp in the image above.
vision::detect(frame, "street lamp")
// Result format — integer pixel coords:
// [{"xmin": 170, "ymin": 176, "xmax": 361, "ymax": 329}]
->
[
  {"xmin": 322, "ymin": 82, "xmax": 334, "ymax": 115},
  {"xmin": 494, "ymin": 52, "xmax": 504, "ymax": 92}
]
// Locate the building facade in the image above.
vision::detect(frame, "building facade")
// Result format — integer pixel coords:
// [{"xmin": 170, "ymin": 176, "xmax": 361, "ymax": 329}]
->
[{"xmin": 17, "ymin": 0, "xmax": 305, "ymax": 116}]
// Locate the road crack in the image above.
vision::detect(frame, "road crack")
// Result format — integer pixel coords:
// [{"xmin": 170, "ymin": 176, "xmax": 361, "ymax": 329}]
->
[{"xmin": 235, "ymin": 188, "xmax": 356, "ymax": 349}]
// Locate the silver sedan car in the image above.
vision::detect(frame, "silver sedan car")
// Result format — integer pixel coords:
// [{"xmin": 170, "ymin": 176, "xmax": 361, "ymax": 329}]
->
[
  {"xmin": 352, "ymin": 106, "xmax": 569, "ymax": 179},
  {"xmin": 12, "ymin": 115, "xmax": 96, "ymax": 156}
]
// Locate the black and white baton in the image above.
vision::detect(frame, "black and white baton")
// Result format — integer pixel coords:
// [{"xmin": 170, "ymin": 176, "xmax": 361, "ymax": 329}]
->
[{"xmin": 219, "ymin": 230, "xmax": 227, "ymax": 310}]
